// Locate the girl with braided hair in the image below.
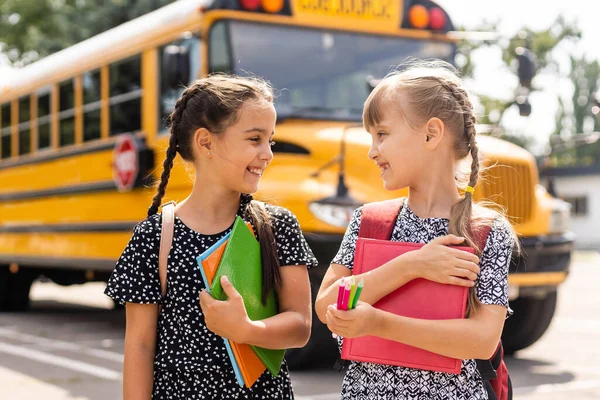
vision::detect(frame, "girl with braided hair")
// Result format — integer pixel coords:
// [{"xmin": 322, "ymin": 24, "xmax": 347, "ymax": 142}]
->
[
  {"xmin": 315, "ymin": 61, "xmax": 518, "ymax": 399},
  {"xmin": 105, "ymin": 75, "xmax": 317, "ymax": 399}
]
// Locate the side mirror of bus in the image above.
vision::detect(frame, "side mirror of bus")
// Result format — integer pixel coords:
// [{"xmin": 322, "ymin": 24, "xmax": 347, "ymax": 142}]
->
[
  {"xmin": 515, "ymin": 47, "xmax": 536, "ymax": 89},
  {"xmin": 162, "ymin": 45, "xmax": 191, "ymax": 91}
]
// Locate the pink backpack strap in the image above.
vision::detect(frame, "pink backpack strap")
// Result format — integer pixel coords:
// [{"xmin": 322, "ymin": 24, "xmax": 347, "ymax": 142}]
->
[
  {"xmin": 474, "ymin": 224, "xmax": 492, "ymax": 253},
  {"xmin": 358, "ymin": 198, "xmax": 405, "ymax": 240},
  {"xmin": 159, "ymin": 201, "xmax": 176, "ymax": 298}
]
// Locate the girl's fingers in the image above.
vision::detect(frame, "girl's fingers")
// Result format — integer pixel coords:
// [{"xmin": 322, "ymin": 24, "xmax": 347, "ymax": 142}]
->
[
  {"xmin": 450, "ymin": 248, "xmax": 480, "ymax": 264},
  {"xmin": 448, "ymin": 276, "xmax": 475, "ymax": 287},
  {"xmin": 454, "ymin": 266, "xmax": 478, "ymax": 281},
  {"xmin": 456, "ymin": 259, "xmax": 481, "ymax": 275}
]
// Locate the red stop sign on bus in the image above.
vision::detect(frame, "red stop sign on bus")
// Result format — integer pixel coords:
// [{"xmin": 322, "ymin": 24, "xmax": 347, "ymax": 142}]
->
[{"xmin": 113, "ymin": 134, "xmax": 139, "ymax": 192}]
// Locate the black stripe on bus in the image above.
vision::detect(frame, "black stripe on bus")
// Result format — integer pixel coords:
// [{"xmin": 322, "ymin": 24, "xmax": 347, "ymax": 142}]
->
[
  {"xmin": 0, "ymin": 181, "xmax": 118, "ymax": 202},
  {"xmin": 0, "ymin": 255, "xmax": 117, "ymax": 271},
  {"xmin": 0, "ymin": 221, "xmax": 136, "ymax": 234},
  {"xmin": 0, "ymin": 140, "xmax": 116, "ymax": 171}
]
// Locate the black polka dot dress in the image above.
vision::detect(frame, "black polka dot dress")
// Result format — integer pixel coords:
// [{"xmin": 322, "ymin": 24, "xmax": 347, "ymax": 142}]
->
[
  {"xmin": 105, "ymin": 194, "xmax": 318, "ymax": 399},
  {"xmin": 332, "ymin": 199, "xmax": 515, "ymax": 400}
]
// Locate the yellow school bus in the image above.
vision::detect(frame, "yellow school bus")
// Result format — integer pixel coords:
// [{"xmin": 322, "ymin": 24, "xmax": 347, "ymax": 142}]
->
[{"xmin": 0, "ymin": 0, "xmax": 574, "ymax": 367}]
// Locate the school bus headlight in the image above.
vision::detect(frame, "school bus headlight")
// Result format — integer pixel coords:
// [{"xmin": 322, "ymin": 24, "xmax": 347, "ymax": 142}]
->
[
  {"xmin": 549, "ymin": 199, "xmax": 571, "ymax": 235},
  {"xmin": 309, "ymin": 202, "xmax": 357, "ymax": 228}
]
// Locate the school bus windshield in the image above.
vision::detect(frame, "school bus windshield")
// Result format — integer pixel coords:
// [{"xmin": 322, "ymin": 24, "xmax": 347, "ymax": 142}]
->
[{"xmin": 210, "ymin": 20, "xmax": 456, "ymax": 121}]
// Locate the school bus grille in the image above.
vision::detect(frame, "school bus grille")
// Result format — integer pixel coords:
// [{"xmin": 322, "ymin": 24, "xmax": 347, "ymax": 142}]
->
[{"xmin": 478, "ymin": 161, "xmax": 534, "ymax": 224}]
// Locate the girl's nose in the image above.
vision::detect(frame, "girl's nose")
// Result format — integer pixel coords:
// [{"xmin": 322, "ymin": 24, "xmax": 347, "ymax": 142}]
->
[
  {"xmin": 260, "ymin": 143, "xmax": 274, "ymax": 164},
  {"xmin": 368, "ymin": 144, "xmax": 378, "ymax": 161}
]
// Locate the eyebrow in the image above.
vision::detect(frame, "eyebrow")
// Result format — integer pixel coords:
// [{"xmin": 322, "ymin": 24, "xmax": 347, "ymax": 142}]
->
[{"xmin": 245, "ymin": 127, "xmax": 274, "ymax": 136}]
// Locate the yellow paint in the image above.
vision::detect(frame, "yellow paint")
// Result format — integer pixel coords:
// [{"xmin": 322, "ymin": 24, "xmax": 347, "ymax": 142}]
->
[
  {"xmin": 292, "ymin": 0, "xmax": 402, "ymax": 33},
  {"xmin": 142, "ymin": 49, "xmax": 158, "ymax": 146},
  {"xmin": 51, "ymin": 85, "xmax": 59, "ymax": 149},
  {"xmin": 30, "ymin": 93, "xmax": 38, "ymax": 151},
  {"xmin": 508, "ymin": 272, "xmax": 568, "ymax": 287},
  {"xmin": 74, "ymin": 75, "xmax": 83, "ymax": 144},
  {"xmin": 11, "ymin": 99, "xmax": 18, "ymax": 157},
  {"xmin": 101, "ymin": 65, "xmax": 109, "ymax": 140}
]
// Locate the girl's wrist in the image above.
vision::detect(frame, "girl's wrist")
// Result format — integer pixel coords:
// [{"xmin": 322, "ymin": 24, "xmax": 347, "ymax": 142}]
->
[
  {"xmin": 395, "ymin": 252, "xmax": 420, "ymax": 282},
  {"xmin": 235, "ymin": 318, "xmax": 256, "ymax": 344}
]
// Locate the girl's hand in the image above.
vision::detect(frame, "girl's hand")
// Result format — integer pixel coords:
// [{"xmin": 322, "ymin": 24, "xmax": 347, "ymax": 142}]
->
[
  {"xmin": 405, "ymin": 235, "xmax": 481, "ymax": 287},
  {"xmin": 199, "ymin": 276, "xmax": 250, "ymax": 343},
  {"xmin": 325, "ymin": 302, "xmax": 378, "ymax": 339}
]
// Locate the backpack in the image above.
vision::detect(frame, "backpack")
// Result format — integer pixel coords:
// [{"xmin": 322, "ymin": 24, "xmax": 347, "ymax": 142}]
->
[{"xmin": 357, "ymin": 198, "xmax": 512, "ymax": 400}]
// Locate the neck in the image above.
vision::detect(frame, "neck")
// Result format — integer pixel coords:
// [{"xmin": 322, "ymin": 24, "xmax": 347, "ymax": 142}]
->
[
  {"xmin": 176, "ymin": 172, "xmax": 242, "ymax": 232},
  {"xmin": 407, "ymin": 158, "xmax": 461, "ymax": 219}
]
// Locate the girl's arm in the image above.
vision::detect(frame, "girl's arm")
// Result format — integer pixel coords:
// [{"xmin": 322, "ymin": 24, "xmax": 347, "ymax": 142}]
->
[
  {"xmin": 123, "ymin": 303, "xmax": 159, "ymax": 400},
  {"xmin": 326, "ymin": 301, "xmax": 506, "ymax": 360},
  {"xmin": 241, "ymin": 265, "xmax": 312, "ymax": 349},
  {"xmin": 374, "ymin": 304, "xmax": 506, "ymax": 359},
  {"xmin": 200, "ymin": 265, "xmax": 312, "ymax": 350},
  {"xmin": 315, "ymin": 234, "xmax": 479, "ymax": 324}
]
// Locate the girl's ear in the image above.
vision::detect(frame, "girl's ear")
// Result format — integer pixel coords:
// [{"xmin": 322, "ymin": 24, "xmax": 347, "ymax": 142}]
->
[
  {"xmin": 424, "ymin": 117, "xmax": 445, "ymax": 148},
  {"xmin": 194, "ymin": 127, "xmax": 213, "ymax": 157}
]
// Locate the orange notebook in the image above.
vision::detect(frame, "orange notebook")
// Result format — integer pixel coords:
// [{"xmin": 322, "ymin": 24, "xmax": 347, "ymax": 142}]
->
[{"xmin": 198, "ymin": 223, "xmax": 266, "ymax": 388}]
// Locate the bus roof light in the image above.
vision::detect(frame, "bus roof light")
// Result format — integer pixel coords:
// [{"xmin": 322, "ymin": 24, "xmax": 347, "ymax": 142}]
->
[
  {"xmin": 240, "ymin": 0, "xmax": 261, "ymax": 11},
  {"xmin": 408, "ymin": 5, "xmax": 429, "ymax": 29},
  {"xmin": 429, "ymin": 8, "xmax": 446, "ymax": 30},
  {"xmin": 262, "ymin": 0, "xmax": 284, "ymax": 13}
]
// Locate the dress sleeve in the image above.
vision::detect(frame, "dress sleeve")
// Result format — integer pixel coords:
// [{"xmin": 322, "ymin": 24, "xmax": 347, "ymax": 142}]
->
[
  {"xmin": 331, "ymin": 207, "xmax": 362, "ymax": 270},
  {"xmin": 476, "ymin": 217, "xmax": 515, "ymax": 314},
  {"xmin": 104, "ymin": 216, "xmax": 163, "ymax": 305},
  {"xmin": 268, "ymin": 205, "xmax": 318, "ymax": 269}
]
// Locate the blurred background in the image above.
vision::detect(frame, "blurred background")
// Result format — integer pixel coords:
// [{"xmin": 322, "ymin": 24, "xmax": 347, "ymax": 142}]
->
[{"xmin": 0, "ymin": 0, "xmax": 598, "ymax": 399}]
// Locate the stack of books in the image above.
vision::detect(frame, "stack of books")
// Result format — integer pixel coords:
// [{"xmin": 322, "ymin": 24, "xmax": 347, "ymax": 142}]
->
[{"xmin": 196, "ymin": 217, "xmax": 284, "ymax": 388}]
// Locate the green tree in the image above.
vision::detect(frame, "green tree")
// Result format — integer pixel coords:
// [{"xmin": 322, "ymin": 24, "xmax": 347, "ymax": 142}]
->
[
  {"xmin": 550, "ymin": 55, "xmax": 600, "ymax": 166},
  {"xmin": 457, "ymin": 17, "xmax": 581, "ymax": 151},
  {"xmin": 0, "ymin": 0, "xmax": 174, "ymax": 66}
]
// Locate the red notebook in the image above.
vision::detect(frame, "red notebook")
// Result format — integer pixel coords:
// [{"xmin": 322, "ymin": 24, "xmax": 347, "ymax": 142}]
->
[{"xmin": 341, "ymin": 238, "xmax": 473, "ymax": 374}]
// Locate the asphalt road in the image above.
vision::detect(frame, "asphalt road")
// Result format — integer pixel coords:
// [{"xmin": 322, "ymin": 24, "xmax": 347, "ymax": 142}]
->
[{"xmin": 0, "ymin": 251, "xmax": 598, "ymax": 400}]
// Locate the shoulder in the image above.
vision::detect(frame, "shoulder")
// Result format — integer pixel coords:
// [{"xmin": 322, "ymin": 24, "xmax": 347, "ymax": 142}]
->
[
  {"xmin": 262, "ymin": 203, "xmax": 303, "ymax": 233},
  {"xmin": 131, "ymin": 214, "xmax": 162, "ymax": 239}
]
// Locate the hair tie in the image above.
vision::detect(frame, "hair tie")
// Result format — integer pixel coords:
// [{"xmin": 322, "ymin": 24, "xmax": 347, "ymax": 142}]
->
[{"xmin": 465, "ymin": 186, "xmax": 475, "ymax": 194}]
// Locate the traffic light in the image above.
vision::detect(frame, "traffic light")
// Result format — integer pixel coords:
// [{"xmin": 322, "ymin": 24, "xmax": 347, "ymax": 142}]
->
[
  {"xmin": 516, "ymin": 47, "xmax": 536, "ymax": 89},
  {"xmin": 516, "ymin": 95, "xmax": 532, "ymax": 117}
]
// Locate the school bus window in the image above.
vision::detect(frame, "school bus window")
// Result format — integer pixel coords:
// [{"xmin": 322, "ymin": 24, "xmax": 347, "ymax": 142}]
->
[
  {"xmin": 18, "ymin": 96, "xmax": 31, "ymax": 155},
  {"xmin": 82, "ymin": 69, "xmax": 102, "ymax": 142},
  {"xmin": 208, "ymin": 21, "xmax": 232, "ymax": 74},
  {"xmin": 159, "ymin": 34, "xmax": 202, "ymax": 133},
  {"xmin": 1, "ymin": 103, "xmax": 10, "ymax": 159},
  {"xmin": 37, "ymin": 89, "xmax": 51, "ymax": 150},
  {"xmin": 109, "ymin": 55, "xmax": 141, "ymax": 136},
  {"xmin": 225, "ymin": 21, "xmax": 455, "ymax": 119},
  {"xmin": 59, "ymin": 79, "xmax": 76, "ymax": 146}
]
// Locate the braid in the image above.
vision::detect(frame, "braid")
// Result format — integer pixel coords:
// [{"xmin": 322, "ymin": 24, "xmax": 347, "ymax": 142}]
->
[
  {"xmin": 147, "ymin": 85, "xmax": 201, "ymax": 217},
  {"xmin": 147, "ymin": 134, "xmax": 178, "ymax": 217},
  {"xmin": 430, "ymin": 77, "xmax": 480, "ymax": 198}
]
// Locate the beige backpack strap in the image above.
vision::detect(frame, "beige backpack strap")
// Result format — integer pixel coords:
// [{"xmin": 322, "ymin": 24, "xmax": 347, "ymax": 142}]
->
[{"xmin": 159, "ymin": 201, "xmax": 176, "ymax": 298}]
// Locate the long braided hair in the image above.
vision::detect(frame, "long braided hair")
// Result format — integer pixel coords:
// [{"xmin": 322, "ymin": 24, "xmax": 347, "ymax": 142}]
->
[
  {"xmin": 363, "ymin": 60, "xmax": 518, "ymax": 316},
  {"xmin": 148, "ymin": 75, "xmax": 281, "ymax": 303}
]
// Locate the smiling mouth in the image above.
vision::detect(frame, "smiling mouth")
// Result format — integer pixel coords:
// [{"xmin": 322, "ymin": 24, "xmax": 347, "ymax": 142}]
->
[
  {"xmin": 247, "ymin": 167, "xmax": 264, "ymax": 177},
  {"xmin": 378, "ymin": 163, "xmax": 390, "ymax": 174}
]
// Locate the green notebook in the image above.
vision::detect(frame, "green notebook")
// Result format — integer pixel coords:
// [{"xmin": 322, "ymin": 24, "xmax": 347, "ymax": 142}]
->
[{"xmin": 211, "ymin": 216, "xmax": 285, "ymax": 377}]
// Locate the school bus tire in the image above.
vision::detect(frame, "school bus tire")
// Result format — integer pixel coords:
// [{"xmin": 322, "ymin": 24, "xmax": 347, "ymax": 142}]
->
[
  {"xmin": 0, "ymin": 265, "xmax": 36, "ymax": 312},
  {"xmin": 501, "ymin": 290, "xmax": 558, "ymax": 355}
]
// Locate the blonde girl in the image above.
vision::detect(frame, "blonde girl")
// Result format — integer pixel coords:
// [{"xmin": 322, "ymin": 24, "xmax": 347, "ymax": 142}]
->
[{"xmin": 315, "ymin": 61, "xmax": 517, "ymax": 400}]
